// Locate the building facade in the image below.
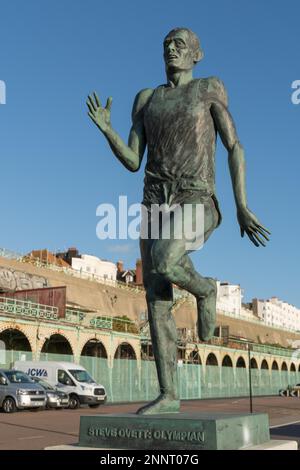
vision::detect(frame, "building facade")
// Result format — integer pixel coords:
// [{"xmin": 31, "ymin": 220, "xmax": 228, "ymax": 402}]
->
[
  {"xmin": 72, "ymin": 254, "xmax": 117, "ymax": 281},
  {"xmin": 253, "ymin": 297, "xmax": 300, "ymax": 333}
]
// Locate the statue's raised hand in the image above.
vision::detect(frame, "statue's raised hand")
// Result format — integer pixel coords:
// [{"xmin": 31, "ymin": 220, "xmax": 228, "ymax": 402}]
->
[
  {"xmin": 237, "ymin": 206, "xmax": 271, "ymax": 247},
  {"xmin": 87, "ymin": 92, "xmax": 112, "ymax": 133}
]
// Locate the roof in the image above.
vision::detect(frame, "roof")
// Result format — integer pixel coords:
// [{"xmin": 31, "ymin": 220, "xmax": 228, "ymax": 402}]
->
[{"xmin": 25, "ymin": 249, "xmax": 70, "ymax": 268}]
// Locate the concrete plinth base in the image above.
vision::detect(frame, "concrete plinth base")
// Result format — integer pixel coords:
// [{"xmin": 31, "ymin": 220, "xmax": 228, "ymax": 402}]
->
[
  {"xmin": 243, "ymin": 439, "xmax": 298, "ymax": 450},
  {"xmin": 77, "ymin": 412, "xmax": 272, "ymax": 450},
  {"xmin": 45, "ymin": 439, "xmax": 298, "ymax": 451}
]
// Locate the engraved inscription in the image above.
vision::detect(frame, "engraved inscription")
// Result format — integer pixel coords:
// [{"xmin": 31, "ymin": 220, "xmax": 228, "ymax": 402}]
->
[{"xmin": 88, "ymin": 426, "xmax": 205, "ymax": 443}]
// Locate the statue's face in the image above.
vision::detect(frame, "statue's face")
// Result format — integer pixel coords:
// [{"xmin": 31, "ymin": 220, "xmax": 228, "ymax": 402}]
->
[{"xmin": 163, "ymin": 30, "xmax": 196, "ymax": 72}]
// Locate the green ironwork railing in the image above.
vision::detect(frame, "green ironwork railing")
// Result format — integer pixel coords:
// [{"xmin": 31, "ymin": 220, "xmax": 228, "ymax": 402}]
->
[
  {"xmin": 251, "ymin": 343, "xmax": 297, "ymax": 358},
  {"xmin": 89, "ymin": 316, "xmax": 139, "ymax": 333},
  {"xmin": 0, "ymin": 296, "xmax": 58, "ymax": 320},
  {"xmin": 224, "ymin": 338, "xmax": 298, "ymax": 358},
  {"xmin": 65, "ymin": 309, "xmax": 86, "ymax": 323},
  {"xmin": 90, "ymin": 316, "xmax": 113, "ymax": 330}
]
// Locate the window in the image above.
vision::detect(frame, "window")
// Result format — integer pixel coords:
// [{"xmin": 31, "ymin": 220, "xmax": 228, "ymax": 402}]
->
[
  {"xmin": 68, "ymin": 369, "xmax": 95, "ymax": 384},
  {"xmin": 57, "ymin": 369, "xmax": 75, "ymax": 386},
  {"xmin": 4, "ymin": 371, "xmax": 34, "ymax": 384}
]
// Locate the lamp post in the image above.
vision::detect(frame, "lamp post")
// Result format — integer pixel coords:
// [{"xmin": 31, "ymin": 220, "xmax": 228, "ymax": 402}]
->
[{"xmin": 247, "ymin": 343, "xmax": 253, "ymax": 413}]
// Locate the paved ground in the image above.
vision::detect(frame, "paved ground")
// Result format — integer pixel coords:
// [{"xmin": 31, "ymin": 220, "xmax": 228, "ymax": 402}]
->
[{"xmin": 0, "ymin": 396, "xmax": 299, "ymax": 449}]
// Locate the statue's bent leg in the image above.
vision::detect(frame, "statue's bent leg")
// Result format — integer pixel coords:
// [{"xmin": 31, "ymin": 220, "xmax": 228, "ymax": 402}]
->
[
  {"xmin": 151, "ymin": 195, "xmax": 219, "ymax": 341},
  {"xmin": 180, "ymin": 255, "xmax": 217, "ymax": 341},
  {"xmin": 136, "ymin": 237, "xmax": 180, "ymax": 415}
]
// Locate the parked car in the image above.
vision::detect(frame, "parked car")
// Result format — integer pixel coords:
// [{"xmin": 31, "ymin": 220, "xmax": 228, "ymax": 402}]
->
[
  {"xmin": 14, "ymin": 361, "xmax": 107, "ymax": 409},
  {"xmin": 279, "ymin": 384, "xmax": 300, "ymax": 396},
  {"xmin": 0, "ymin": 369, "xmax": 46, "ymax": 413},
  {"xmin": 292, "ymin": 383, "xmax": 300, "ymax": 391},
  {"xmin": 31, "ymin": 377, "xmax": 69, "ymax": 409}
]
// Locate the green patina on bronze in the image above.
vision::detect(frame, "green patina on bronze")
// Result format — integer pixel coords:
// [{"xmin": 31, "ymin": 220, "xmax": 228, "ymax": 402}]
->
[{"xmin": 87, "ymin": 28, "xmax": 271, "ymax": 415}]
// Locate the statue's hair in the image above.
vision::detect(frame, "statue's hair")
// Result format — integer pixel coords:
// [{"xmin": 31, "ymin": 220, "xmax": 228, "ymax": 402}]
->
[{"xmin": 164, "ymin": 28, "xmax": 204, "ymax": 63}]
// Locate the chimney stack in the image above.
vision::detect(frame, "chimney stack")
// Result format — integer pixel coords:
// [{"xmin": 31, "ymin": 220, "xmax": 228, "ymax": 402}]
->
[
  {"xmin": 117, "ymin": 261, "xmax": 124, "ymax": 273},
  {"xmin": 135, "ymin": 258, "xmax": 143, "ymax": 285}
]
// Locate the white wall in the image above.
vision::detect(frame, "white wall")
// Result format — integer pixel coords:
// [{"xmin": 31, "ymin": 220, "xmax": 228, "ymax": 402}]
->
[
  {"xmin": 256, "ymin": 297, "xmax": 300, "ymax": 332},
  {"xmin": 71, "ymin": 254, "xmax": 117, "ymax": 281},
  {"xmin": 217, "ymin": 282, "xmax": 242, "ymax": 316}
]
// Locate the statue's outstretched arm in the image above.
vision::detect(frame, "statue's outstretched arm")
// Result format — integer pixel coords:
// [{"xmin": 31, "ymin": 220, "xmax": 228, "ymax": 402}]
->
[
  {"xmin": 211, "ymin": 100, "xmax": 271, "ymax": 247},
  {"xmin": 87, "ymin": 89, "xmax": 153, "ymax": 172}
]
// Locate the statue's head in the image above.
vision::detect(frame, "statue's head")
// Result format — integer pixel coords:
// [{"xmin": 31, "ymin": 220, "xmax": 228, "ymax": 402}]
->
[{"xmin": 163, "ymin": 28, "xmax": 203, "ymax": 72}]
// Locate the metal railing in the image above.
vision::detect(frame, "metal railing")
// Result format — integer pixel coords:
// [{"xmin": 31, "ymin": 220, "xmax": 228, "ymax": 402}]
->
[
  {"xmin": 198, "ymin": 337, "xmax": 298, "ymax": 359},
  {"xmin": 89, "ymin": 316, "xmax": 139, "ymax": 333},
  {"xmin": 0, "ymin": 296, "xmax": 58, "ymax": 320},
  {"xmin": 90, "ymin": 316, "xmax": 113, "ymax": 330},
  {"xmin": 251, "ymin": 343, "xmax": 297, "ymax": 358},
  {"xmin": 65, "ymin": 309, "xmax": 86, "ymax": 323},
  {"xmin": 0, "ymin": 247, "xmax": 23, "ymax": 260},
  {"xmin": 0, "ymin": 294, "xmax": 139, "ymax": 334},
  {"xmin": 64, "ymin": 309, "xmax": 139, "ymax": 333}
]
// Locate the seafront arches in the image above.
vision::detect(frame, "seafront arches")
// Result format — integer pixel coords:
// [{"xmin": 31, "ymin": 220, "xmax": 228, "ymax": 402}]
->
[
  {"xmin": 222, "ymin": 355, "xmax": 233, "ymax": 367},
  {"xmin": 250, "ymin": 358, "xmax": 258, "ymax": 369},
  {"xmin": 261, "ymin": 359, "xmax": 269, "ymax": 370},
  {"xmin": 0, "ymin": 327, "xmax": 32, "ymax": 352},
  {"xmin": 281, "ymin": 361, "xmax": 288, "ymax": 371},
  {"xmin": 187, "ymin": 349, "xmax": 202, "ymax": 364},
  {"xmin": 114, "ymin": 342, "xmax": 137, "ymax": 360},
  {"xmin": 81, "ymin": 339, "xmax": 108, "ymax": 358},
  {"xmin": 40, "ymin": 333, "xmax": 74, "ymax": 355},
  {"xmin": 205, "ymin": 353, "xmax": 218, "ymax": 366},
  {"xmin": 272, "ymin": 360, "xmax": 279, "ymax": 370},
  {"xmin": 290, "ymin": 362, "xmax": 296, "ymax": 372},
  {"xmin": 236, "ymin": 356, "xmax": 246, "ymax": 368}
]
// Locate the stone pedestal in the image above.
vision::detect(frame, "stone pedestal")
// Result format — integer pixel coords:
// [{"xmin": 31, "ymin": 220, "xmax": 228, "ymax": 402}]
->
[{"xmin": 78, "ymin": 412, "xmax": 271, "ymax": 450}]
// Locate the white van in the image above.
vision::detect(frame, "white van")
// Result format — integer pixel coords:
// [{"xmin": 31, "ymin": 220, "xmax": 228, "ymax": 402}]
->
[{"xmin": 14, "ymin": 361, "xmax": 107, "ymax": 409}]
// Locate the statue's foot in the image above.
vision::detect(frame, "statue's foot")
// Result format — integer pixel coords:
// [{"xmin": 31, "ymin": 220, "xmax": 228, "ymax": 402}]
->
[
  {"xmin": 136, "ymin": 394, "xmax": 180, "ymax": 415},
  {"xmin": 197, "ymin": 278, "xmax": 217, "ymax": 341}
]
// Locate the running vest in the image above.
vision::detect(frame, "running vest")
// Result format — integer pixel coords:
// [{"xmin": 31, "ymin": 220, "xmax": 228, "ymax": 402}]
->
[{"xmin": 143, "ymin": 77, "xmax": 227, "ymax": 195}]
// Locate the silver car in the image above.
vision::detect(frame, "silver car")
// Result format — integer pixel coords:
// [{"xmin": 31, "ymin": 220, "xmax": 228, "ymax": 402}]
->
[
  {"xmin": 0, "ymin": 369, "xmax": 46, "ymax": 413},
  {"xmin": 31, "ymin": 377, "xmax": 69, "ymax": 409}
]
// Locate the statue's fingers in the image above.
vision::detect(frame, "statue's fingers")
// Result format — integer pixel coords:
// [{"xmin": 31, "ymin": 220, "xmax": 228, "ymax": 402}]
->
[
  {"xmin": 87, "ymin": 95, "xmax": 97, "ymax": 111},
  {"xmin": 86, "ymin": 101, "xmax": 95, "ymax": 115},
  {"xmin": 94, "ymin": 92, "xmax": 101, "ymax": 107},
  {"xmin": 255, "ymin": 222, "xmax": 271, "ymax": 235},
  {"xmin": 105, "ymin": 97, "xmax": 113, "ymax": 111},
  {"xmin": 246, "ymin": 230, "xmax": 259, "ymax": 247},
  {"xmin": 240, "ymin": 227, "xmax": 244, "ymax": 238},
  {"xmin": 248, "ymin": 229, "xmax": 266, "ymax": 247},
  {"xmin": 252, "ymin": 232, "xmax": 266, "ymax": 247},
  {"xmin": 252, "ymin": 225, "xmax": 270, "ymax": 241},
  {"xmin": 87, "ymin": 111, "xmax": 97, "ymax": 123}
]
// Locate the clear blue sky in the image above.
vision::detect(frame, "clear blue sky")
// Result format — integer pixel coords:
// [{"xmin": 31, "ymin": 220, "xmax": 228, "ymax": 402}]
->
[{"xmin": 0, "ymin": 0, "xmax": 299, "ymax": 306}]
